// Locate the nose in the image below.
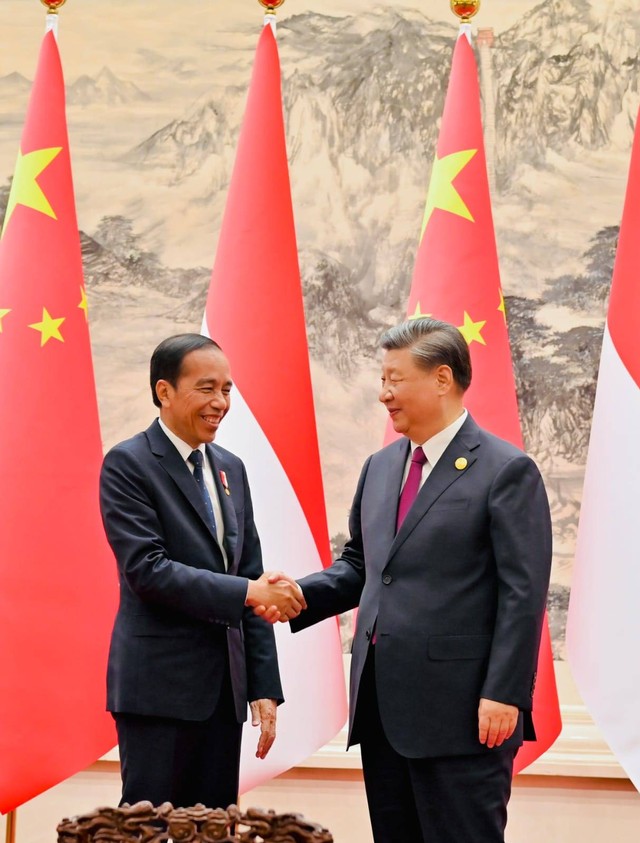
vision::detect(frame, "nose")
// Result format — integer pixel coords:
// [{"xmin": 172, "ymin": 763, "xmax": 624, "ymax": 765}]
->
[
  {"xmin": 210, "ymin": 390, "xmax": 227, "ymax": 410},
  {"xmin": 379, "ymin": 384, "xmax": 392, "ymax": 404}
]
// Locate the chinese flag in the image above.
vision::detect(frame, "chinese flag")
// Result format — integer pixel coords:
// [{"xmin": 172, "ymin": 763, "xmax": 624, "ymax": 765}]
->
[
  {"xmin": 0, "ymin": 32, "xmax": 117, "ymax": 812},
  {"xmin": 203, "ymin": 23, "xmax": 347, "ymax": 791},
  {"xmin": 404, "ymin": 32, "xmax": 561, "ymax": 774},
  {"xmin": 567, "ymin": 109, "xmax": 640, "ymax": 790}
]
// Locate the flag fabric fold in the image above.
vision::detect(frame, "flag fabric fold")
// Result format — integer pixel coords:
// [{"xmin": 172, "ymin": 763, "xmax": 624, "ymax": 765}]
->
[
  {"xmin": 0, "ymin": 32, "xmax": 118, "ymax": 813},
  {"xmin": 401, "ymin": 31, "xmax": 561, "ymax": 774},
  {"xmin": 567, "ymin": 108, "xmax": 640, "ymax": 791},
  {"xmin": 203, "ymin": 23, "xmax": 347, "ymax": 792}
]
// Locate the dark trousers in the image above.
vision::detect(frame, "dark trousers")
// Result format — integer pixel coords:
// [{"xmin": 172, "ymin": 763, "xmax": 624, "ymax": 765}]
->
[
  {"xmin": 354, "ymin": 648, "xmax": 515, "ymax": 843},
  {"xmin": 114, "ymin": 670, "xmax": 242, "ymax": 810}
]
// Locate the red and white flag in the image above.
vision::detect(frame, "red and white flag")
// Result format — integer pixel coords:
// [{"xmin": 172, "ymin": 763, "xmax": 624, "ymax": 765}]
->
[
  {"xmin": 0, "ymin": 31, "xmax": 117, "ymax": 813},
  {"xmin": 400, "ymin": 29, "xmax": 561, "ymax": 774},
  {"xmin": 567, "ymin": 109, "xmax": 640, "ymax": 791},
  {"xmin": 203, "ymin": 22, "xmax": 347, "ymax": 790}
]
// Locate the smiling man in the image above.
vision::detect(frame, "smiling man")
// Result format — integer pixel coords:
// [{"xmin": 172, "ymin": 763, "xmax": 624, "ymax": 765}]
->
[
  {"xmin": 287, "ymin": 317, "xmax": 553, "ymax": 843},
  {"xmin": 99, "ymin": 333, "xmax": 304, "ymax": 809}
]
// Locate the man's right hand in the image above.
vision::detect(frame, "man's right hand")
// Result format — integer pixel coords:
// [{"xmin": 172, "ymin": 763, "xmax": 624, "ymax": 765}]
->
[{"xmin": 246, "ymin": 571, "xmax": 306, "ymax": 624}]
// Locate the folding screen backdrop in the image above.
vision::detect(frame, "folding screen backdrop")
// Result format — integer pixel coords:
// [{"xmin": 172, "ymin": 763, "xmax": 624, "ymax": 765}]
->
[{"xmin": 1, "ymin": 0, "xmax": 637, "ymax": 666}]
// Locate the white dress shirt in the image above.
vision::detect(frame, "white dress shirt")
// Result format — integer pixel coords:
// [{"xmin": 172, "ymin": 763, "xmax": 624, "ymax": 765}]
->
[
  {"xmin": 402, "ymin": 409, "xmax": 468, "ymax": 490},
  {"xmin": 158, "ymin": 419, "xmax": 228, "ymax": 569}
]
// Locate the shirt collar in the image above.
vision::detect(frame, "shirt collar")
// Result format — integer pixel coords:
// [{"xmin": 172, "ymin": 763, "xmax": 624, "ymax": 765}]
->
[
  {"xmin": 411, "ymin": 409, "xmax": 468, "ymax": 469},
  {"xmin": 158, "ymin": 418, "xmax": 206, "ymax": 463}
]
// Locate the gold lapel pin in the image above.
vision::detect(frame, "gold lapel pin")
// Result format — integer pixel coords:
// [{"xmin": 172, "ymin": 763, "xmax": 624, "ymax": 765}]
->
[{"xmin": 455, "ymin": 457, "xmax": 468, "ymax": 471}]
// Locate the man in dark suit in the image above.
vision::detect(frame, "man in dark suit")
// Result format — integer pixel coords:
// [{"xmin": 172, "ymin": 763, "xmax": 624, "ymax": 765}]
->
[
  {"xmin": 100, "ymin": 333, "xmax": 305, "ymax": 810},
  {"xmin": 286, "ymin": 317, "xmax": 552, "ymax": 843}
]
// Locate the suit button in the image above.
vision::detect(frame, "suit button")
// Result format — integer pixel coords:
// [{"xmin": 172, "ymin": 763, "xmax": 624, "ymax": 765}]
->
[
  {"xmin": 365, "ymin": 629, "xmax": 371, "ymax": 640},
  {"xmin": 382, "ymin": 574, "xmax": 392, "ymax": 585}
]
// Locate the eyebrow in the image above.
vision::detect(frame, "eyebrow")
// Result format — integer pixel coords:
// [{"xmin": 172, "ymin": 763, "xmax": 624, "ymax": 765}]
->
[{"xmin": 195, "ymin": 377, "xmax": 233, "ymax": 387}]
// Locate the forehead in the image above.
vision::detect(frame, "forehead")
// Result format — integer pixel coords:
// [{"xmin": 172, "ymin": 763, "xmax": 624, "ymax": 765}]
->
[
  {"xmin": 179, "ymin": 347, "xmax": 231, "ymax": 382},
  {"xmin": 381, "ymin": 346, "xmax": 422, "ymax": 374}
]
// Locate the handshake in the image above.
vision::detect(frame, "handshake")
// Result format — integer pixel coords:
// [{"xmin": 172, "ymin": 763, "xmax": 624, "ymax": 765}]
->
[{"xmin": 246, "ymin": 571, "xmax": 306, "ymax": 625}]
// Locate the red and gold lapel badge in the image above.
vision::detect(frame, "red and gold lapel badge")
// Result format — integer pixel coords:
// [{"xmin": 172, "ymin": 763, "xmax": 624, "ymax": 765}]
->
[{"xmin": 219, "ymin": 470, "xmax": 231, "ymax": 495}]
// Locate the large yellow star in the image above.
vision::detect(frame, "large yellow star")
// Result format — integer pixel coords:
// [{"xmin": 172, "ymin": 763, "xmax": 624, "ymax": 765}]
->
[
  {"xmin": 408, "ymin": 301, "xmax": 432, "ymax": 320},
  {"xmin": 29, "ymin": 307, "xmax": 65, "ymax": 346},
  {"xmin": 0, "ymin": 309, "xmax": 10, "ymax": 332},
  {"xmin": 2, "ymin": 146, "xmax": 63, "ymax": 236},
  {"xmin": 458, "ymin": 311, "xmax": 487, "ymax": 346},
  {"xmin": 78, "ymin": 286, "xmax": 89, "ymax": 321},
  {"xmin": 421, "ymin": 148, "xmax": 477, "ymax": 237},
  {"xmin": 497, "ymin": 289, "xmax": 506, "ymax": 323}
]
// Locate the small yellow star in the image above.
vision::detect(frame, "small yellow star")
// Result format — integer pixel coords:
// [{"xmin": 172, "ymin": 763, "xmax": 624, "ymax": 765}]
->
[
  {"xmin": 408, "ymin": 302, "xmax": 432, "ymax": 320},
  {"xmin": 421, "ymin": 148, "xmax": 477, "ymax": 238},
  {"xmin": 78, "ymin": 286, "xmax": 89, "ymax": 321},
  {"xmin": 497, "ymin": 289, "xmax": 506, "ymax": 323},
  {"xmin": 29, "ymin": 307, "xmax": 65, "ymax": 346},
  {"xmin": 0, "ymin": 308, "xmax": 10, "ymax": 332},
  {"xmin": 458, "ymin": 311, "xmax": 487, "ymax": 346},
  {"xmin": 2, "ymin": 146, "xmax": 63, "ymax": 236}
]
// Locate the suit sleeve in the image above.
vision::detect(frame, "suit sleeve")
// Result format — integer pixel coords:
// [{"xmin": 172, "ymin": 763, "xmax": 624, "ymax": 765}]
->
[
  {"xmin": 100, "ymin": 445, "xmax": 248, "ymax": 628},
  {"xmin": 291, "ymin": 456, "xmax": 371, "ymax": 633},
  {"xmin": 480, "ymin": 454, "xmax": 553, "ymax": 711}
]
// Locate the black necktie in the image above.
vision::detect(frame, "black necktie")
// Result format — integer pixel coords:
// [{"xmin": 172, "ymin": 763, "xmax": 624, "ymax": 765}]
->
[{"xmin": 188, "ymin": 450, "xmax": 217, "ymax": 533}]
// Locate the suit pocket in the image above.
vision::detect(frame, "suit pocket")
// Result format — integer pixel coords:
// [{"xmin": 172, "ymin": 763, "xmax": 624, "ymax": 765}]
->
[{"xmin": 428, "ymin": 634, "xmax": 492, "ymax": 660}]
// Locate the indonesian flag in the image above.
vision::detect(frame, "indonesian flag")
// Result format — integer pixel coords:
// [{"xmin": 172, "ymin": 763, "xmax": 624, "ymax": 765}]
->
[
  {"xmin": 566, "ymin": 109, "xmax": 640, "ymax": 791},
  {"xmin": 402, "ymin": 30, "xmax": 561, "ymax": 774},
  {"xmin": 0, "ymin": 32, "xmax": 117, "ymax": 813},
  {"xmin": 203, "ymin": 23, "xmax": 347, "ymax": 790}
]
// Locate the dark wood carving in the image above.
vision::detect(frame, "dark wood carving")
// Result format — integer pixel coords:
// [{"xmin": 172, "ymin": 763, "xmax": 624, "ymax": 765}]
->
[{"xmin": 57, "ymin": 802, "xmax": 333, "ymax": 843}]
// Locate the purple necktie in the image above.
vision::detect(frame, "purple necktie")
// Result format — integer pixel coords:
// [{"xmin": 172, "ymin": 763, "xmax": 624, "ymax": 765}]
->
[{"xmin": 396, "ymin": 446, "xmax": 427, "ymax": 530}]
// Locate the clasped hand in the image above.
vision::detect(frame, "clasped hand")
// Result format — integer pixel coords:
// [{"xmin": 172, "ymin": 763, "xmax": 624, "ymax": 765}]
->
[{"xmin": 246, "ymin": 571, "xmax": 306, "ymax": 624}]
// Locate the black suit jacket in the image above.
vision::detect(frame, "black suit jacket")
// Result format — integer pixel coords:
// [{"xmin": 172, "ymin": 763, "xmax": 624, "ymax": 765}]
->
[
  {"xmin": 100, "ymin": 420, "xmax": 283, "ymax": 723},
  {"xmin": 292, "ymin": 414, "xmax": 552, "ymax": 758}
]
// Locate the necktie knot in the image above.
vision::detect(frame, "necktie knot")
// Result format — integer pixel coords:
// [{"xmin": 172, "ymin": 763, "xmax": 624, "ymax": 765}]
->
[
  {"xmin": 188, "ymin": 450, "xmax": 203, "ymax": 469},
  {"xmin": 411, "ymin": 446, "xmax": 427, "ymax": 466}
]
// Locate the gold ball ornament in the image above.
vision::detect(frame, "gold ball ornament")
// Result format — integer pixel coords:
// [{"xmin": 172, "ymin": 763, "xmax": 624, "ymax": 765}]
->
[
  {"xmin": 257, "ymin": 0, "xmax": 286, "ymax": 10},
  {"xmin": 40, "ymin": 0, "xmax": 67, "ymax": 11},
  {"xmin": 450, "ymin": 0, "xmax": 481, "ymax": 22}
]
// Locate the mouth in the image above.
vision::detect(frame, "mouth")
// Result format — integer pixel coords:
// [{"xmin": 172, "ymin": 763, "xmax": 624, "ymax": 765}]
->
[{"xmin": 202, "ymin": 415, "xmax": 222, "ymax": 429}]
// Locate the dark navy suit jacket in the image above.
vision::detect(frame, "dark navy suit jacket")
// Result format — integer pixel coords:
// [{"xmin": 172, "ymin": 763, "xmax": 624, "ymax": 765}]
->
[
  {"xmin": 292, "ymin": 414, "xmax": 552, "ymax": 758},
  {"xmin": 100, "ymin": 419, "xmax": 283, "ymax": 724}
]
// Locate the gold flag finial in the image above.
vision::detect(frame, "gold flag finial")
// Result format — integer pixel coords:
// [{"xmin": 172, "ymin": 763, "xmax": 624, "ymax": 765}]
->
[
  {"xmin": 40, "ymin": 0, "xmax": 67, "ymax": 12},
  {"xmin": 450, "ymin": 0, "xmax": 480, "ymax": 22},
  {"xmin": 258, "ymin": 0, "xmax": 286, "ymax": 14}
]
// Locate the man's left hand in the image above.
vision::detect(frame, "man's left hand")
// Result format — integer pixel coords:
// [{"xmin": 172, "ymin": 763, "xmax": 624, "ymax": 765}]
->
[
  {"xmin": 478, "ymin": 698, "xmax": 519, "ymax": 748},
  {"xmin": 250, "ymin": 698, "xmax": 278, "ymax": 759}
]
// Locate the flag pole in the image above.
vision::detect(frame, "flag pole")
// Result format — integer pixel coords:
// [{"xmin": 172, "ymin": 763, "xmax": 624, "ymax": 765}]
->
[
  {"xmin": 449, "ymin": 0, "xmax": 480, "ymax": 41},
  {"xmin": 40, "ymin": 0, "xmax": 66, "ymax": 37},
  {"xmin": 257, "ymin": 0, "xmax": 285, "ymax": 32},
  {"xmin": 4, "ymin": 811, "xmax": 16, "ymax": 843}
]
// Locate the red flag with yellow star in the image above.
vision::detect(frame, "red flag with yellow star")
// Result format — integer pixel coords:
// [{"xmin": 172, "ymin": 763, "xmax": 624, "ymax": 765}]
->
[
  {"xmin": 406, "ymin": 31, "xmax": 561, "ymax": 773},
  {"xmin": 0, "ymin": 31, "xmax": 117, "ymax": 812}
]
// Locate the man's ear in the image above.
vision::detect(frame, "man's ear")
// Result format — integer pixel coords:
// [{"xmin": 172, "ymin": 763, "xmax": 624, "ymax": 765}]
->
[
  {"xmin": 155, "ymin": 379, "xmax": 171, "ymax": 407},
  {"xmin": 435, "ymin": 365, "xmax": 454, "ymax": 394}
]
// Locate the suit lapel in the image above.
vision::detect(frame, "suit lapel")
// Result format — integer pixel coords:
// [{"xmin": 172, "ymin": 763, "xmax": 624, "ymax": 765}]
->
[
  {"xmin": 388, "ymin": 416, "xmax": 480, "ymax": 559},
  {"xmin": 146, "ymin": 420, "xmax": 220, "ymax": 546},
  {"xmin": 207, "ymin": 444, "xmax": 239, "ymax": 570}
]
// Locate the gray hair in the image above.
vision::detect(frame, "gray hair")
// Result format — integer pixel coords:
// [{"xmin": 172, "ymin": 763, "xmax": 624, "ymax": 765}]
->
[{"xmin": 380, "ymin": 317, "xmax": 472, "ymax": 391}]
